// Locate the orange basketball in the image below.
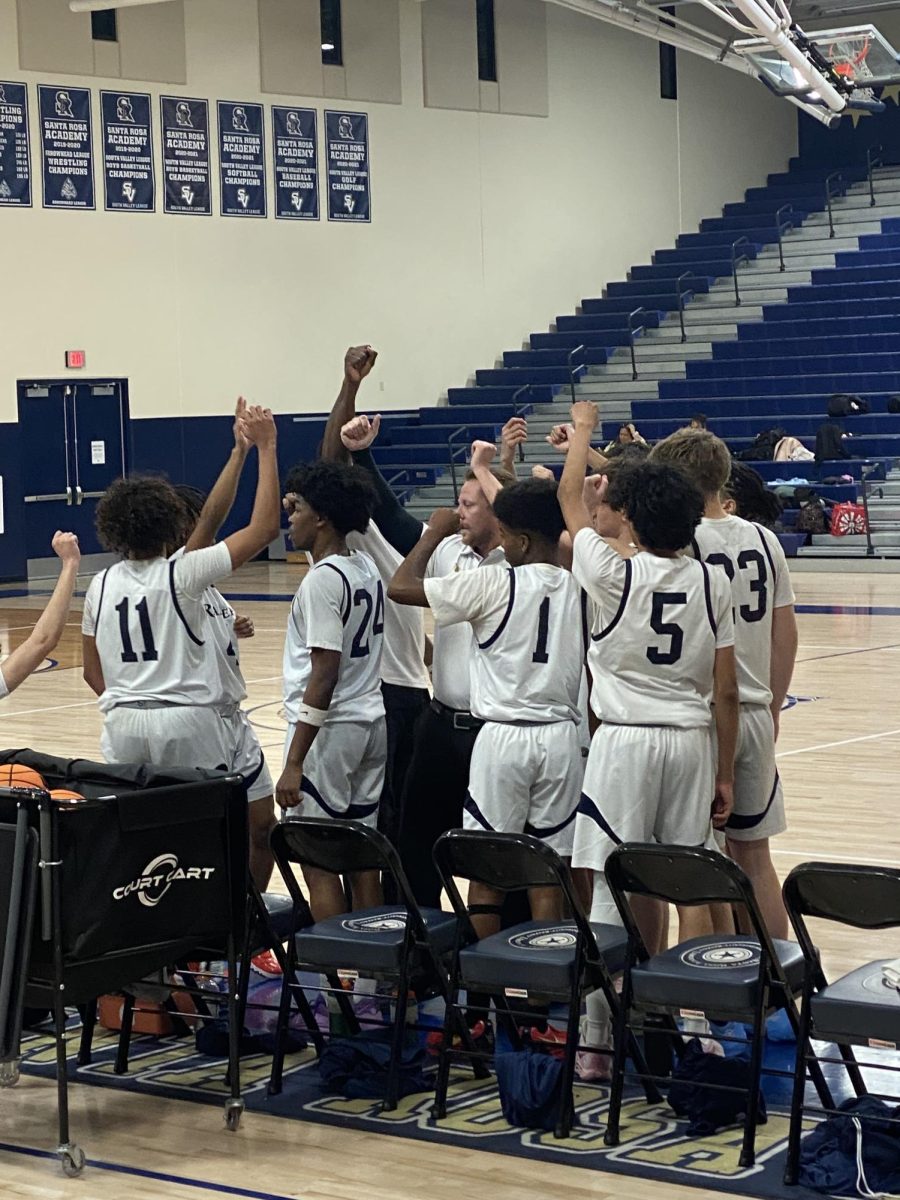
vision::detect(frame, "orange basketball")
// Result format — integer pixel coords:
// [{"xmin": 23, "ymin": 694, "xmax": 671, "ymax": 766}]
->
[
  {"xmin": 0, "ymin": 764, "xmax": 47, "ymax": 791},
  {"xmin": 50, "ymin": 788, "xmax": 86, "ymax": 804}
]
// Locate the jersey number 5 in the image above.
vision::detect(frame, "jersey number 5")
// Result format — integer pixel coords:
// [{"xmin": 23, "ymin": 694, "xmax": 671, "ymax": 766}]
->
[
  {"xmin": 647, "ymin": 591, "xmax": 686, "ymax": 665},
  {"xmin": 350, "ymin": 584, "xmax": 385, "ymax": 659},
  {"xmin": 115, "ymin": 597, "xmax": 159, "ymax": 663}
]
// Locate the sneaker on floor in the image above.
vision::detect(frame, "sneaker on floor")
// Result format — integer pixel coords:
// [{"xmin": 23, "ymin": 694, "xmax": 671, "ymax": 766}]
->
[
  {"xmin": 250, "ymin": 950, "xmax": 283, "ymax": 978},
  {"xmin": 575, "ymin": 1048, "xmax": 612, "ymax": 1082},
  {"xmin": 529, "ymin": 1025, "xmax": 568, "ymax": 1058},
  {"xmin": 426, "ymin": 1018, "xmax": 493, "ymax": 1057}
]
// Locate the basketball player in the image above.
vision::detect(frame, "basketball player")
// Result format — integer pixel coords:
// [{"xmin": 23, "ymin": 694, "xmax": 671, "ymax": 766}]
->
[
  {"xmin": 389, "ymin": 477, "xmax": 584, "ymax": 935},
  {"xmin": 650, "ymin": 428, "xmax": 797, "ymax": 938},
  {"xmin": 81, "ymin": 406, "xmax": 281, "ymax": 790},
  {"xmin": 278, "ymin": 460, "xmax": 386, "ymax": 921},
  {"xmin": 0, "ymin": 532, "xmax": 80, "ymax": 697},
  {"xmin": 168, "ymin": 397, "xmax": 277, "ymax": 894}
]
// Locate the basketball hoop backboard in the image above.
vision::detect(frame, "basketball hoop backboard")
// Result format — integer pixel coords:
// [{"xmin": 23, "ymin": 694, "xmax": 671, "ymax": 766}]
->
[{"xmin": 735, "ymin": 23, "xmax": 900, "ymax": 96}]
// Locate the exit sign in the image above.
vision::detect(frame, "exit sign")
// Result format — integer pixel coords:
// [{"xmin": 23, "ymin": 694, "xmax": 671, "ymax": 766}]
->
[{"xmin": 65, "ymin": 349, "xmax": 86, "ymax": 369}]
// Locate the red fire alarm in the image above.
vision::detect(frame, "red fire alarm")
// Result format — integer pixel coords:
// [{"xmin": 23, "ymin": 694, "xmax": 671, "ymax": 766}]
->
[{"xmin": 65, "ymin": 349, "xmax": 86, "ymax": 369}]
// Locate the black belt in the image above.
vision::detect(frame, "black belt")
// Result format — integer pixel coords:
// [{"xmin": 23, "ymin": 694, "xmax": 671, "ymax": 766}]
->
[{"xmin": 430, "ymin": 699, "xmax": 484, "ymax": 732}]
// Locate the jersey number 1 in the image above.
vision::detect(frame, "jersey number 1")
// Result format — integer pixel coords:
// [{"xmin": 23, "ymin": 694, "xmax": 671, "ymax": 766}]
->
[
  {"xmin": 116, "ymin": 597, "xmax": 159, "ymax": 663},
  {"xmin": 532, "ymin": 597, "xmax": 550, "ymax": 664}
]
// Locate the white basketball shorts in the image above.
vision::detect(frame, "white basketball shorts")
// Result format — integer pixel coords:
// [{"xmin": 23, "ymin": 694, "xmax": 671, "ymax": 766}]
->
[
  {"xmin": 724, "ymin": 703, "xmax": 786, "ymax": 843},
  {"xmin": 282, "ymin": 717, "xmax": 387, "ymax": 828},
  {"xmin": 221, "ymin": 708, "xmax": 274, "ymax": 804},
  {"xmin": 465, "ymin": 721, "xmax": 583, "ymax": 854},
  {"xmin": 102, "ymin": 704, "xmax": 233, "ymax": 777}
]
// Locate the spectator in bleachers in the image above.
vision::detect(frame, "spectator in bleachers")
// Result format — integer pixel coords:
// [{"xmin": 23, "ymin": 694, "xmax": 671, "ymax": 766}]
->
[
  {"xmin": 724, "ymin": 463, "xmax": 784, "ymax": 530},
  {"xmin": 603, "ymin": 423, "xmax": 647, "ymax": 458}
]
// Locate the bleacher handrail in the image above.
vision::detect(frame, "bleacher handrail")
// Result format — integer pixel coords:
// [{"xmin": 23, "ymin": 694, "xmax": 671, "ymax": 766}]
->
[
  {"xmin": 509, "ymin": 384, "xmax": 532, "ymax": 464},
  {"xmin": 775, "ymin": 203, "xmax": 794, "ymax": 272},
  {"xmin": 731, "ymin": 236, "xmax": 752, "ymax": 306},
  {"xmin": 566, "ymin": 344, "xmax": 585, "ymax": 406},
  {"xmin": 447, "ymin": 424, "xmax": 471, "ymax": 505},
  {"xmin": 626, "ymin": 310, "xmax": 645, "ymax": 381},
  {"xmin": 676, "ymin": 272, "xmax": 698, "ymax": 344},
  {"xmin": 867, "ymin": 145, "xmax": 884, "ymax": 208},
  {"xmin": 824, "ymin": 171, "xmax": 845, "ymax": 239},
  {"xmin": 860, "ymin": 463, "xmax": 884, "ymax": 558}
]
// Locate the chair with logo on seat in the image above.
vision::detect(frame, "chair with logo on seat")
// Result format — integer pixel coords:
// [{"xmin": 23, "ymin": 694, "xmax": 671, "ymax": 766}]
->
[
  {"xmin": 782, "ymin": 861, "xmax": 900, "ymax": 1187},
  {"xmin": 432, "ymin": 828, "xmax": 662, "ymax": 1139},
  {"xmin": 268, "ymin": 817, "xmax": 472, "ymax": 1112},
  {"xmin": 604, "ymin": 843, "xmax": 834, "ymax": 1168}
]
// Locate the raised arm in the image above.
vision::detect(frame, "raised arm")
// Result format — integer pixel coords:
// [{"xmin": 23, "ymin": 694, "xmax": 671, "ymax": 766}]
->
[
  {"xmin": 2, "ymin": 533, "xmax": 80, "ymax": 695},
  {"xmin": 499, "ymin": 416, "xmax": 527, "ymax": 477},
  {"xmin": 547, "ymin": 422, "xmax": 609, "ymax": 471},
  {"xmin": 388, "ymin": 509, "xmax": 460, "ymax": 607},
  {"xmin": 221, "ymin": 406, "xmax": 282, "ymax": 569},
  {"xmin": 320, "ymin": 345, "xmax": 378, "ymax": 464},
  {"xmin": 185, "ymin": 397, "xmax": 250, "ymax": 551},
  {"xmin": 558, "ymin": 402, "xmax": 598, "ymax": 536},
  {"xmin": 469, "ymin": 440, "xmax": 502, "ymax": 505},
  {"xmin": 342, "ymin": 414, "xmax": 424, "ymax": 556}
]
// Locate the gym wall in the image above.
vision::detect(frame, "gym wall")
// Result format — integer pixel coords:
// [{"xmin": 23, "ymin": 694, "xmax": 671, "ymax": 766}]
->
[{"xmin": 0, "ymin": 0, "xmax": 796, "ymax": 428}]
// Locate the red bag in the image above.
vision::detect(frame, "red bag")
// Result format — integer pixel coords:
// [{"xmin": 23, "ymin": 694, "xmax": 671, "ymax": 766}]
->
[{"xmin": 829, "ymin": 502, "xmax": 868, "ymax": 536}]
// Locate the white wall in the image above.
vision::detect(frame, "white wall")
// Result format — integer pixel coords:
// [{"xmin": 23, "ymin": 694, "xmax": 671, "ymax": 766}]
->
[{"xmin": 0, "ymin": 0, "xmax": 797, "ymax": 423}]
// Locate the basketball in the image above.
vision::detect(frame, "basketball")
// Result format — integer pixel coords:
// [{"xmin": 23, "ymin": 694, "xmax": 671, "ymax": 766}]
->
[
  {"xmin": 0, "ymin": 763, "xmax": 47, "ymax": 791},
  {"xmin": 49, "ymin": 788, "xmax": 86, "ymax": 804}
]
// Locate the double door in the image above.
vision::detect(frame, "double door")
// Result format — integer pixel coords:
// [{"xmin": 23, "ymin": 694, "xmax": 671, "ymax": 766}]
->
[{"xmin": 18, "ymin": 380, "xmax": 129, "ymax": 563}]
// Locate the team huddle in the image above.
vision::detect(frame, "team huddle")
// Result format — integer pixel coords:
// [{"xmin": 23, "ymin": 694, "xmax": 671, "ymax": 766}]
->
[{"xmin": 67, "ymin": 346, "xmax": 796, "ymax": 1072}]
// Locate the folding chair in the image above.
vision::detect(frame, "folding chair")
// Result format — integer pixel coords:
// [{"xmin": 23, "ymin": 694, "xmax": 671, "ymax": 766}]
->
[
  {"xmin": 432, "ymin": 829, "xmax": 661, "ymax": 1139},
  {"xmin": 782, "ymin": 861, "xmax": 900, "ymax": 1186},
  {"xmin": 269, "ymin": 817, "xmax": 465, "ymax": 1111},
  {"xmin": 605, "ymin": 843, "xmax": 834, "ymax": 1168}
]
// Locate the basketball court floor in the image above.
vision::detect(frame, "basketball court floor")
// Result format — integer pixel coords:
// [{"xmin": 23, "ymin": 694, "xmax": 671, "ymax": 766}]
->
[{"xmin": 1, "ymin": 561, "xmax": 898, "ymax": 1199}]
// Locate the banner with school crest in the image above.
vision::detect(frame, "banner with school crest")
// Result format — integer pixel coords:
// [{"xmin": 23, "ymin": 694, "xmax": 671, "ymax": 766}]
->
[
  {"xmin": 0, "ymin": 82, "xmax": 31, "ymax": 207},
  {"xmin": 38, "ymin": 85, "xmax": 95, "ymax": 210},
  {"xmin": 160, "ymin": 96, "xmax": 211, "ymax": 215},
  {"xmin": 101, "ymin": 91, "xmax": 154, "ymax": 212},
  {"xmin": 325, "ymin": 110, "xmax": 370, "ymax": 223},
  {"xmin": 272, "ymin": 106, "xmax": 318, "ymax": 220},
  {"xmin": 217, "ymin": 100, "xmax": 266, "ymax": 217}
]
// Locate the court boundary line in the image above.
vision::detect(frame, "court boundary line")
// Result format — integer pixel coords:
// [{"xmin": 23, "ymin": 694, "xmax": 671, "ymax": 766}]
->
[
  {"xmin": 0, "ymin": 1140, "xmax": 302, "ymax": 1200},
  {"xmin": 776, "ymin": 726, "xmax": 900, "ymax": 758}
]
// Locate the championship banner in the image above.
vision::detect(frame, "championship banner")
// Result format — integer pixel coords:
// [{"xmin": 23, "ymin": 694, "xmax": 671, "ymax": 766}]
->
[
  {"xmin": 101, "ymin": 90, "xmax": 154, "ymax": 212},
  {"xmin": 160, "ymin": 95, "xmax": 211, "ymax": 215},
  {"xmin": 38, "ymin": 84, "xmax": 94, "ymax": 210},
  {"xmin": 325, "ymin": 110, "xmax": 370, "ymax": 223},
  {"xmin": 272, "ymin": 105, "xmax": 318, "ymax": 221},
  {"xmin": 0, "ymin": 82, "xmax": 31, "ymax": 207},
  {"xmin": 217, "ymin": 100, "xmax": 266, "ymax": 218}
]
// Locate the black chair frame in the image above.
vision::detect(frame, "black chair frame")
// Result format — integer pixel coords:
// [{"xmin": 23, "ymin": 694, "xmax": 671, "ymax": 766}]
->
[
  {"xmin": 605, "ymin": 843, "xmax": 834, "ymax": 1169},
  {"xmin": 269, "ymin": 817, "xmax": 480, "ymax": 1112},
  {"xmin": 783, "ymin": 861, "xmax": 900, "ymax": 1186},
  {"xmin": 432, "ymin": 829, "xmax": 661, "ymax": 1139}
]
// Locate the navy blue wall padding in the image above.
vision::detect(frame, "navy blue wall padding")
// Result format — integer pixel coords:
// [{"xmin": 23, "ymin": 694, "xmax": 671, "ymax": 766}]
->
[
  {"xmin": 798, "ymin": 104, "xmax": 900, "ymax": 170},
  {"xmin": 0, "ymin": 422, "xmax": 26, "ymax": 580},
  {"xmin": 495, "ymin": 1049, "xmax": 565, "ymax": 1132}
]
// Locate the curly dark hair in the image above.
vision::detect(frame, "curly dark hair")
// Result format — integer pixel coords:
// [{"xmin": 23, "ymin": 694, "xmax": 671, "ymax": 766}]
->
[
  {"xmin": 283, "ymin": 461, "xmax": 375, "ymax": 535},
  {"xmin": 173, "ymin": 484, "xmax": 207, "ymax": 543},
  {"xmin": 95, "ymin": 476, "xmax": 188, "ymax": 559},
  {"xmin": 726, "ymin": 462, "xmax": 783, "ymax": 528},
  {"xmin": 607, "ymin": 461, "xmax": 703, "ymax": 553},
  {"xmin": 492, "ymin": 479, "xmax": 565, "ymax": 544}
]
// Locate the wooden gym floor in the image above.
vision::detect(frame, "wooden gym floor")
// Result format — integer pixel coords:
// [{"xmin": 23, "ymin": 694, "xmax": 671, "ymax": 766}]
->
[{"xmin": 1, "ymin": 561, "xmax": 898, "ymax": 1199}]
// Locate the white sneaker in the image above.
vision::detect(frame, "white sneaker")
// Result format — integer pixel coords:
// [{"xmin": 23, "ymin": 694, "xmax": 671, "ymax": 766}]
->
[{"xmin": 575, "ymin": 1048, "xmax": 612, "ymax": 1082}]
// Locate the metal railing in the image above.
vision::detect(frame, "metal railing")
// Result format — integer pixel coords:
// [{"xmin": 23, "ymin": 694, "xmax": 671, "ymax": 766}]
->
[
  {"xmin": 730, "ymin": 236, "xmax": 752, "ymax": 306},
  {"xmin": 447, "ymin": 423, "xmax": 471, "ymax": 504},
  {"xmin": 566, "ymin": 343, "xmax": 585, "ymax": 405},
  {"xmin": 860, "ymin": 464, "xmax": 884, "ymax": 558},
  {"xmin": 509, "ymin": 384, "xmax": 532, "ymax": 464},
  {"xmin": 626, "ymin": 310, "xmax": 645, "ymax": 381},
  {"xmin": 867, "ymin": 144, "xmax": 884, "ymax": 208},
  {"xmin": 774, "ymin": 204, "xmax": 794, "ymax": 272},
  {"xmin": 676, "ymin": 272, "xmax": 698, "ymax": 343},
  {"xmin": 825, "ymin": 171, "xmax": 844, "ymax": 239}
]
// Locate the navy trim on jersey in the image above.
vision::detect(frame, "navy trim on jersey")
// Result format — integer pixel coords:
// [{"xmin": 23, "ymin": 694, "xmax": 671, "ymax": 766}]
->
[
  {"xmin": 725, "ymin": 770, "xmax": 780, "ymax": 832},
  {"xmin": 576, "ymin": 793, "xmax": 623, "ymax": 844},
  {"xmin": 754, "ymin": 522, "xmax": 777, "ymax": 581},
  {"xmin": 464, "ymin": 792, "xmax": 494, "ymax": 831},
  {"xmin": 93, "ymin": 568, "xmax": 110, "ymax": 624},
  {"xmin": 700, "ymin": 561, "xmax": 717, "ymax": 636},
  {"xmin": 591, "ymin": 558, "xmax": 632, "ymax": 642},
  {"xmin": 477, "ymin": 567, "xmax": 516, "ymax": 650},
  {"xmin": 690, "ymin": 535, "xmax": 701, "ymax": 560},
  {"xmin": 317, "ymin": 562, "xmax": 352, "ymax": 625},
  {"xmin": 524, "ymin": 806, "xmax": 578, "ymax": 841},
  {"xmin": 300, "ymin": 773, "xmax": 379, "ymax": 820},
  {"xmin": 168, "ymin": 561, "xmax": 205, "ymax": 646},
  {"xmin": 579, "ymin": 588, "xmax": 589, "ymax": 655}
]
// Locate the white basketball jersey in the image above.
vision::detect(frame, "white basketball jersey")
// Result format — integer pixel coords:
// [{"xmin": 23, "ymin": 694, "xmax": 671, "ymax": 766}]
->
[
  {"xmin": 572, "ymin": 529, "xmax": 734, "ymax": 728},
  {"xmin": 691, "ymin": 516, "xmax": 795, "ymax": 707},
  {"xmin": 82, "ymin": 544, "xmax": 233, "ymax": 714},
  {"xmin": 424, "ymin": 563, "xmax": 583, "ymax": 724},
  {"xmin": 283, "ymin": 550, "xmax": 385, "ymax": 726},
  {"xmin": 171, "ymin": 547, "xmax": 245, "ymax": 706}
]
